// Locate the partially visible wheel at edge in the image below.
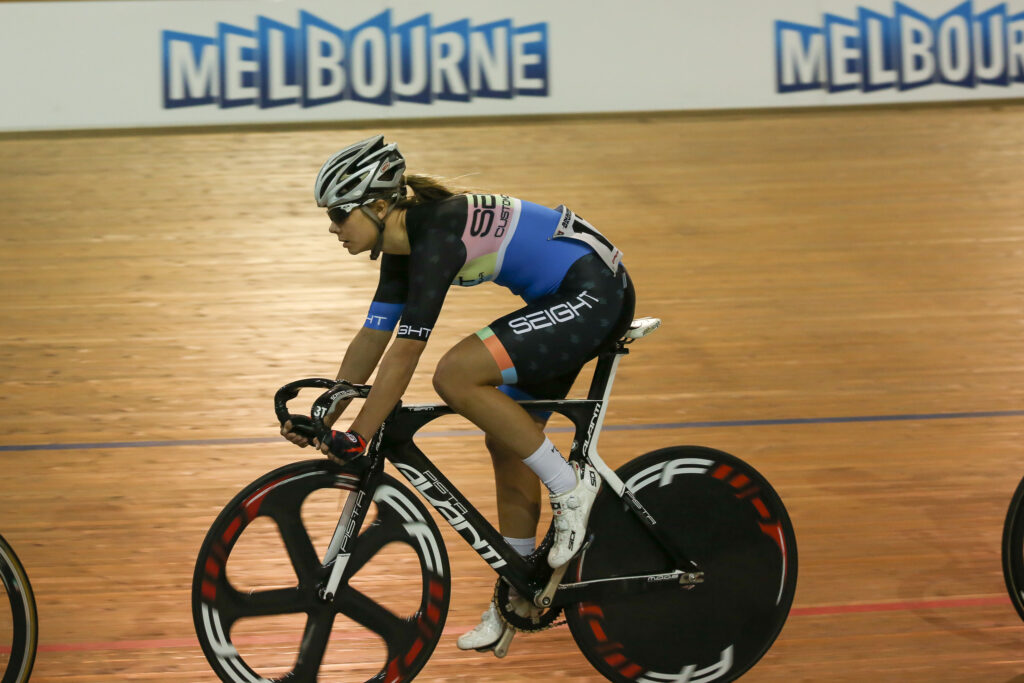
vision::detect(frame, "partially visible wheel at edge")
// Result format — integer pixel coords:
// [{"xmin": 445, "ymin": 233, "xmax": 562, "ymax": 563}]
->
[
  {"xmin": 1001, "ymin": 475, "xmax": 1024, "ymax": 622},
  {"xmin": 0, "ymin": 534, "xmax": 38, "ymax": 683}
]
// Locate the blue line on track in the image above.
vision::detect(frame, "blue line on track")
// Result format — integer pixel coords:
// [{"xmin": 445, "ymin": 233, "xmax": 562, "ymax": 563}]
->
[{"xmin": 2, "ymin": 410, "xmax": 1023, "ymax": 453}]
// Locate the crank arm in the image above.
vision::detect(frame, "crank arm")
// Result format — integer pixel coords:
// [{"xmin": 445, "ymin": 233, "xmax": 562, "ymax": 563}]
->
[
  {"xmin": 533, "ymin": 535, "xmax": 596, "ymax": 608},
  {"xmin": 533, "ymin": 562, "xmax": 570, "ymax": 609},
  {"xmin": 492, "ymin": 627, "xmax": 516, "ymax": 658}
]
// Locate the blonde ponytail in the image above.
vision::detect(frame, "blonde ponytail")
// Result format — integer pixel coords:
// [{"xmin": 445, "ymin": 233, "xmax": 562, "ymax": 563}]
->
[{"xmin": 396, "ymin": 173, "xmax": 460, "ymax": 208}]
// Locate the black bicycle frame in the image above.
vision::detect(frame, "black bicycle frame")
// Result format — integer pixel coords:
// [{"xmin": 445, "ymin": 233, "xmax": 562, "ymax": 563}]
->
[{"xmin": 322, "ymin": 343, "xmax": 697, "ymax": 604}]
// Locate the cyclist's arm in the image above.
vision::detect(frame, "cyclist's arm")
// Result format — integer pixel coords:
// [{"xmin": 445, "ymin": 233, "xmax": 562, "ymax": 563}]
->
[
  {"xmin": 324, "ymin": 253, "xmax": 410, "ymax": 426},
  {"xmin": 283, "ymin": 255, "xmax": 409, "ymax": 445},
  {"xmin": 281, "ymin": 324, "xmax": 395, "ymax": 445},
  {"xmin": 346, "ymin": 217, "xmax": 462, "ymax": 440},
  {"xmin": 349, "ymin": 337, "xmax": 425, "ymax": 439},
  {"xmin": 319, "ymin": 326, "xmax": 393, "ymax": 428},
  {"xmin": 335, "ymin": 326, "xmax": 392, "ymax": 383}
]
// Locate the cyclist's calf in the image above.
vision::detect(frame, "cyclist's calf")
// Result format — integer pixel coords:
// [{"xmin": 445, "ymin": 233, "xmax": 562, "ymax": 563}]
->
[{"xmin": 485, "ymin": 430, "xmax": 544, "ymax": 538}]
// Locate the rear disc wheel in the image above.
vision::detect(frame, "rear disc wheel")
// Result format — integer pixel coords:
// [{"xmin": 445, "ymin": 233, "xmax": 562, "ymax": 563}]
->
[{"xmin": 566, "ymin": 446, "xmax": 797, "ymax": 683}]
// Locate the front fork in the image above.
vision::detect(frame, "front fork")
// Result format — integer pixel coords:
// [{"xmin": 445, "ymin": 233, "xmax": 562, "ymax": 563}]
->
[
  {"xmin": 315, "ymin": 455, "xmax": 383, "ymax": 602},
  {"xmin": 317, "ymin": 486, "xmax": 369, "ymax": 601}
]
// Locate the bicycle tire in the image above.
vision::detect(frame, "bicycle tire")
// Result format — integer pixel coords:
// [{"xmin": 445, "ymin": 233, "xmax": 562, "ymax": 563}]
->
[
  {"xmin": 192, "ymin": 460, "xmax": 450, "ymax": 682},
  {"xmin": 0, "ymin": 534, "xmax": 37, "ymax": 683},
  {"xmin": 566, "ymin": 446, "xmax": 797, "ymax": 683},
  {"xmin": 1002, "ymin": 475, "xmax": 1024, "ymax": 622}
]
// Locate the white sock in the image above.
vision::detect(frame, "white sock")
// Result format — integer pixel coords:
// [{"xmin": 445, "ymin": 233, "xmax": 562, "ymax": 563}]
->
[
  {"xmin": 504, "ymin": 536, "xmax": 536, "ymax": 557},
  {"xmin": 522, "ymin": 437, "xmax": 577, "ymax": 495}
]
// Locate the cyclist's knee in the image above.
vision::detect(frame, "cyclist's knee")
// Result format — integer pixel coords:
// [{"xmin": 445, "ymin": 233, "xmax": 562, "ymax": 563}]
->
[
  {"xmin": 431, "ymin": 352, "xmax": 461, "ymax": 402},
  {"xmin": 433, "ymin": 342, "xmax": 494, "ymax": 402}
]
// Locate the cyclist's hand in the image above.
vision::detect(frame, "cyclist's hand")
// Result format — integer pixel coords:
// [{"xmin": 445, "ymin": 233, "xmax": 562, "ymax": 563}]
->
[
  {"xmin": 281, "ymin": 415, "xmax": 315, "ymax": 448},
  {"xmin": 316, "ymin": 429, "xmax": 367, "ymax": 463}
]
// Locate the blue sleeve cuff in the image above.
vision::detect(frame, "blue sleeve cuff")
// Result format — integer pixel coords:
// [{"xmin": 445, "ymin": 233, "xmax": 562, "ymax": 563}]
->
[{"xmin": 364, "ymin": 301, "xmax": 405, "ymax": 331}]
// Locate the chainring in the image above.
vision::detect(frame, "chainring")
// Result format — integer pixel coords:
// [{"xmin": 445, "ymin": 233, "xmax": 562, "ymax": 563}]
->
[{"xmin": 493, "ymin": 578, "xmax": 564, "ymax": 632}]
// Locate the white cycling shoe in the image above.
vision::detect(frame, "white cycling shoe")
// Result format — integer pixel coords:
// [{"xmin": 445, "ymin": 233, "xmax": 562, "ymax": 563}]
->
[
  {"xmin": 458, "ymin": 587, "xmax": 541, "ymax": 654},
  {"xmin": 547, "ymin": 461, "xmax": 601, "ymax": 568},
  {"xmin": 457, "ymin": 603, "xmax": 510, "ymax": 651}
]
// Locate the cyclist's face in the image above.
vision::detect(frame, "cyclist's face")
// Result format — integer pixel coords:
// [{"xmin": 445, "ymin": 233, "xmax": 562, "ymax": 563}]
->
[{"xmin": 328, "ymin": 207, "xmax": 376, "ymax": 255}]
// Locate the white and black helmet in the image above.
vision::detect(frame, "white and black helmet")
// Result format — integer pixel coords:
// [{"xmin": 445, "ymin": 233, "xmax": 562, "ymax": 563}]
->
[
  {"xmin": 315, "ymin": 135, "xmax": 406, "ymax": 260},
  {"xmin": 314, "ymin": 134, "xmax": 406, "ymax": 213}
]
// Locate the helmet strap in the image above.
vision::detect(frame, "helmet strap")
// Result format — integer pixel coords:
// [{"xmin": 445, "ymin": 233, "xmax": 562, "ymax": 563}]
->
[{"xmin": 361, "ymin": 196, "xmax": 399, "ymax": 261}]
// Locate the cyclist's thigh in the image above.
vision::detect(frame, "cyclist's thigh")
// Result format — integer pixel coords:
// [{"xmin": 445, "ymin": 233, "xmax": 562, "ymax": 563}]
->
[{"xmin": 483, "ymin": 253, "xmax": 635, "ymax": 390}]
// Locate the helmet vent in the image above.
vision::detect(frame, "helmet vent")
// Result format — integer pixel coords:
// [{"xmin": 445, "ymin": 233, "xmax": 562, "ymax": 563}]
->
[{"xmin": 315, "ymin": 135, "xmax": 406, "ymax": 208}]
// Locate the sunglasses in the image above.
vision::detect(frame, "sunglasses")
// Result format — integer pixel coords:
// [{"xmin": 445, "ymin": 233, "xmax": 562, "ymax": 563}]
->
[{"xmin": 327, "ymin": 206, "xmax": 351, "ymax": 224}]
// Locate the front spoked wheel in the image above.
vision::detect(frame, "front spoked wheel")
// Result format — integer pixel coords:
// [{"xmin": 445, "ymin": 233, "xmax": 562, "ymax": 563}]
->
[
  {"xmin": 192, "ymin": 460, "xmax": 450, "ymax": 682},
  {"xmin": 0, "ymin": 534, "xmax": 37, "ymax": 683},
  {"xmin": 1001, "ymin": 475, "xmax": 1024, "ymax": 622},
  {"xmin": 566, "ymin": 446, "xmax": 797, "ymax": 683}
]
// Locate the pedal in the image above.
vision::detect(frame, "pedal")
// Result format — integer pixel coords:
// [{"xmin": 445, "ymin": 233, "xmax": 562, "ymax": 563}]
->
[
  {"xmin": 492, "ymin": 626, "xmax": 516, "ymax": 658},
  {"xmin": 533, "ymin": 561, "xmax": 570, "ymax": 609}
]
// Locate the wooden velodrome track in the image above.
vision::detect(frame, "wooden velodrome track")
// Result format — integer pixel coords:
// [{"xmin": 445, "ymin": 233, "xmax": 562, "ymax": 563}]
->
[{"xmin": 2, "ymin": 100, "xmax": 1024, "ymax": 682}]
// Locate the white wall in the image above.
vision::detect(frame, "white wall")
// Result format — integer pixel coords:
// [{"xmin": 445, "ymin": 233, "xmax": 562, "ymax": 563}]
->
[{"xmin": 1, "ymin": 0, "xmax": 1023, "ymax": 132}]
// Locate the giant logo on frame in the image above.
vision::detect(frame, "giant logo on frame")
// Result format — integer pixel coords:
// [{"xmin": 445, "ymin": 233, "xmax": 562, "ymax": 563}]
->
[
  {"xmin": 162, "ymin": 10, "xmax": 549, "ymax": 109},
  {"xmin": 775, "ymin": 1, "xmax": 1024, "ymax": 93}
]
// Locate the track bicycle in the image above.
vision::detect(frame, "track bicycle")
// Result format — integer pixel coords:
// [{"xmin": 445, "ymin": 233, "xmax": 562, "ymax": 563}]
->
[
  {"xmin": 0, "ymin": 534, "xmax": 37, "ymax": 683},
  {"xmin": 192, "ymin": 317, "xmax": 798, "ymax": 682},
  {"xmin": 1002, "ymin": 475, "xmax": 1024, "ymax": 621}
]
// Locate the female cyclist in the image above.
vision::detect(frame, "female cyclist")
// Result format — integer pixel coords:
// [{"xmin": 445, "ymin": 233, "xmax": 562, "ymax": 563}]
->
[{"xmin": 281, "ymin": 135, "xmax": 635, "ymax": 651}]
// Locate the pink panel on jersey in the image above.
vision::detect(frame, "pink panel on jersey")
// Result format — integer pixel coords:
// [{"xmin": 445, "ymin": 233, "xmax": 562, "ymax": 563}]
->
[{"xmin": 456, "ymin": 194, "xmax": 522, "ymax": 285}]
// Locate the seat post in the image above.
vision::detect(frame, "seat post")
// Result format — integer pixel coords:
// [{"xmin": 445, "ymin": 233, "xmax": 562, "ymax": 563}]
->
[
  {"xmin": 579, "ymin": 343, "xmax": 629, "ymax": 485},
  {"xmin": 586, "ymin": 343, "xmax": 629, "ymax": 402}
]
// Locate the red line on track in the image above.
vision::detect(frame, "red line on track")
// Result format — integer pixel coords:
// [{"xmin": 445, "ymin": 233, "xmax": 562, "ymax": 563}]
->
[
  {"xmin": 790, "ymin": 595, "xmax": 1011, "ymax": 616},
  {"xmin": 22, "ymin": 595, "xmax": 1016, "ymax": 655},
  {"xmin": 36, "ymin": 633, "xmax": 284, "ymax": 653}
]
